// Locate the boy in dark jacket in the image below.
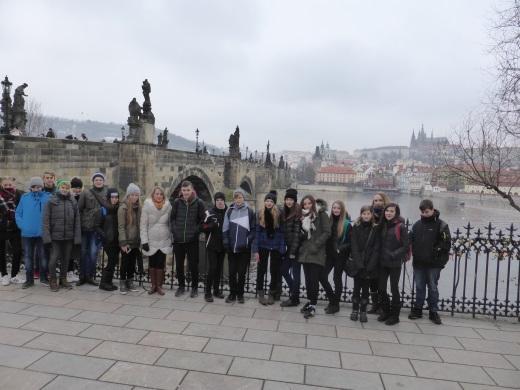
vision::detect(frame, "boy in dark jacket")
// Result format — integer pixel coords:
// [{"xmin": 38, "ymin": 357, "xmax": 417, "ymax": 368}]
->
[
  {"xmin": 170, "ymin": 180, "xmax": 206, "ymax": 298},
  {"xmin": 202, "ymin": 192, "xmax": 227, "ymax": 302},
  {"xmin": 98, "ymin": 188, "xmax": 120, "ymax": 291},
  {"xmin": 409, "ymin": 199, "xmax": 451, "ymax": 325}
]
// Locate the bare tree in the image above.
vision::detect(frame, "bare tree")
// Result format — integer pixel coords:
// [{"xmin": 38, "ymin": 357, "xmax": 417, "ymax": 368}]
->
[
  {"xmin": 442, "ymin": 114, "xmax": 520, "ymax": 212},
  {"xmin": 25, "ymin": 98, "xmax": 46, "ymax": 136}
]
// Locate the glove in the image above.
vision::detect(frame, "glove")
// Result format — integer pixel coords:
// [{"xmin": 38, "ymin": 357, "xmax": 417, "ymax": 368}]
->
[{"xmin": 142, "ymin": 243, "xmax": 150, "ymax": 252}]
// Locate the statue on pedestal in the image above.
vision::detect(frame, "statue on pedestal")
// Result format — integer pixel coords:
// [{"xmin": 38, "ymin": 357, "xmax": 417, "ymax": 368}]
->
[
  {"xmin": 229, "ymin": 125, "xmax": 240, "ymax": 158},
  {"xmin": 141, "ymin": 79, "xmax": 155, "ymax": 124},
  {"xmin": 0, "ymin": 76, "xmax": 13, "ymax": 135}
]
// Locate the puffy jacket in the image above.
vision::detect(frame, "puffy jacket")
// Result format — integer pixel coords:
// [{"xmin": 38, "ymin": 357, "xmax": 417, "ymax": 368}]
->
[
  {"xmin": 282, "ymin": 205, "xmax": 302, "ymax": 259},
  {"xmin": 0, "ymin": 188, "xmax": 23, "ymax": 235},
  {"xmin": 252, "ymin": 209, "xmax": 286, "ymax": 255},
  {"xmin": 78, "ymin": 186, "xmax": 109, "ymax": 232},
  {"xmin": 42, "ymin": 193, "xmax": 81, "ymax": 244},
  {"xmin": 169, "ymin": 195, "xmax": 206, "ymax": 243},
  {"xmin": 380, "ymin": 217, "xmax": 409, "ymax": 268},
  {"xmin": 350, "ymin": 221, "xmax": 380, "ymax": 279},
  {"xmin": 15, "ymin": 191, "xmax": 51, "ymax": 238},
  {"xmin": 326, "ymin": 216, "xmax": 352, "ymax": 261},
  {"xmin": 223, "ymin": 202, "xmax": 255, "ymax": 254},
  {"xmin": 202, "ymin": 206, "xmax": 227, "ymax": 252},
  {"xmin": 118, "ymin": 201, "xmax": 141, "ymax": 248},
  {"xmin": 298, "ymin": 199, "xmax": 331, "ymax": 267},
  {"xmin": 410, "ymin": 209, "xmax": 451, "ymax": 268},
  {"xmin": 140, "ymin": 198, "xmax": 172, "ymax": 256},
  {"xmin": 99, "ymin": 204, "xmax": 119, "ymax": 248}
]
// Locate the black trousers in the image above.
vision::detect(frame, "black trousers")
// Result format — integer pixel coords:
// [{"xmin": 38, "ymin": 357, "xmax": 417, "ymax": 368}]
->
[
  {"xmin": 378, "ymin": 265, "xmax": 401, "ymax": 312},
  {"xmin": 303, "ymin": 262, "xmax": 324, "ymax": 305},
  {"xmin": 352, "ymin": 277, "xmax": 370, "ymax": 310},
  {"xmin": 103, "ymin": 246, "xmax": 119, "ymax": 282},
  {"xmin": 205, "ymin": 249, "xmax": 225, "ymax": 295},
  {"xmin": 149, "ymin": 250, "xmax": 166, "ymax": 269},
  {"xmin": 256, "ymin": 249, "xmax": 282, "ymax": 294},
  {"xmin": 49, "ymin": 240, "xmax": 74, "ymax": 279},
  {"xmin": 174, "ymin": 241, "xmax": 199, "ymax": 289},
  {"xmin": 120, "ymin": 248, "xmax": 138, "ymax": 280},
  {"xmin": 68, "ymin": 244, "xmax": 80, "ymax": 272},
  {"xmin": 324, "ymin": 254, "xmax": 344, "ymax": 304},
  {"xmin": 0, "ymin": 233, "xmax": 22, "ymax": 277},
  {"xmin": 228, "ymin": 251, "xmax": 250, "ymax": 298}
]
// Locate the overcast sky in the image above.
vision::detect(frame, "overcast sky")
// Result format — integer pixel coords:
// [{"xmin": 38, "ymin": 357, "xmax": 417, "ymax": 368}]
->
[{"xmin": 1, "ymin": 0, "xmax": 497, "ymax": 153}]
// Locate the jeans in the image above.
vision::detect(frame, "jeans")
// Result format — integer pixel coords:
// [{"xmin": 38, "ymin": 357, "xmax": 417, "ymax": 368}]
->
[
  {"xmin": 0, "ymin": 232, "xmax": 22, "ymax": 277},
  {"xmin": 228, "ymin": 251, "xmax": 250, "ymax": 298},
  {"xmin": 22, "ymin": 237, "xmax": 46, "ymax": 283},
  {"xmin": 120, "ymin": 248, "xmax": 138, "ymax": 280},
  {"xmin": 378, "ymin": 266, "xmax": 401, "ymax": 312},
  {"xmin": 49, "ymin": 240, "xmax": 73, "ymax": 279},
  {"xmin": 174, "ymin": 241, "xmax": 199, "ymax": 289},
  {"xmin": 413, "ymin": 266, "xmax": 442, "ymax": 312},
  {"xmin": 281, "ymin": 256, "xmax": 301, "ymax": 301},
  {"xmin": 205, "ymin": 249, "xmax": 225, "ymax": 295},
  {"xmin": 81, "ymin": 231, "xmax": 100, "ymax": 279},
  {"xmin": 256, "ymin": 249, "xmax": 282, "ymax": 294}
]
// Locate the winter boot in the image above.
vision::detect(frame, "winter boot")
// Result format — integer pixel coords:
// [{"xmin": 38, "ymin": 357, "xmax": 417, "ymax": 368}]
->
[
  {"xmin": 280, "ymin": 297, "xmax": 299, "ymax": 307},
  {"xmin": 267, "ymin": 291, "xmax": 275, "ymax": 305},
  {"xmin": 50, "ymin": 277, "xmax": 59, "ymax": 292},
  {"xmin": 258, "ymin": 290, "xmax": 268, "ymax": 305},
  {"xmin": 350, "ymin": 297, "xmax": 359, "ymax": 321},
  {"xmin": 300, "ymin": 301, "xmax": 310, "ymax": 313},
  {"xmin": 377, "ymin": 303, "xmax": 391, "ymax": 322},
  {"xmin": 303, "ymin": 304, "xmax": 316, "ymax": 319},
  {"xmin": 190, "ymin": 288, "xmax": 198, "ymax": 298},
  {"xmin": 359, "ymin": 298, "xmax": 369, "ymax": 323},
  {"xmin": 59, "ymin": 276, "xmax": 73, "ymax": 290},
  {"xmin": 175, "ymin": 286, "xmax": 185, "ymax": 297},
  {"xmin": 325, "ymin": 301, "xmax": 340, "ymax": 314},
  {"xmin": 148, "ymin": 268, "xmax": 157, "ymax": 295},
  {"xmin": 429, "ymin": 311, "xmax": 442, "ymax": 325},
  {"xmin": 408, "ymin": 307, "xmax": 423, "ymax": 320},
  {"xmin": 385, "ymin": 305, "xmax": 401, "ymax": 326},
  {"xmin": 367, "ymin": 292, "xmax": 380, "ymax": 314},
  {"xmin": 119, "ymin": 279, "xmax": 128, "ymax": 295},
  {"xmin": 126, "ymin": 279, "xmax": 139, "ymax": 292},
  {"xmin": 99, "ymin": 269, "xmax": 114, "ymax": 291},
  {"xmin": 156, "ymin": 269, "xmax": 165, "ymax": 296}
]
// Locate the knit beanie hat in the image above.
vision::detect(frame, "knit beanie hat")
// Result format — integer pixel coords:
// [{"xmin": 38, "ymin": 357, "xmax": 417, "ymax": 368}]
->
[
  {"xmin": 56, "ymin": 179, "xmax": 70, "ymax": 189},
  {"xmin": 29, "ymin": 177, "xmax": 44, "ymax": 188},
  {"xmin": 233, "ymin": 188, "xmax": 247, "ymax": 199},
  {"xmin": 214, "ymin": 192, "xmax": 226, "ymax": 202},
  {"xmin": 91, "ymin": 172, "xmax": 106, "ymax": 182},
  {"xmin": 284, "ymin": 188, "xmax": 298, "ymax": 202},
  {"xmin": 70, "ymin": 177, "xmax": 83, "ymax": 189},
  {"xmin": 106, "ymin": 187, "xmax": 119, "ymax": 200},
  {"xmin": 125, "ymin": 183, "xmax": 141, "ymax": 197},
  {"xmin": 265, "ymin": 190, "xmax": 277, "ymax": 204}
]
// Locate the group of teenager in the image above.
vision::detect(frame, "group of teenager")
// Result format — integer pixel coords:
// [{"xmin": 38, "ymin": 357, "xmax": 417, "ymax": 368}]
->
[{"xmin": 0, "ymin": 171, "xmax": 451, "ymax": 325}]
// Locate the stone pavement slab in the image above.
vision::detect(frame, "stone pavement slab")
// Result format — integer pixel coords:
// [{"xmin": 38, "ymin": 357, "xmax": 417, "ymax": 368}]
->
[
  {"xmin": 124, "ymin": 316, "xmax": 188, "ymax": 333},
  {"xmin": 156, "ymin": 348, "xmax": 233, "ymax": 374},
  {"xmin": 483, "ymin": 367, "xmax": 520, "ymax": 388},
  {"xmin": 100, "ymin": 361, "xmax": 186, "ymax": 389},
  {"xmin": 0, "ymin": 299, "xmax": 33, "ymax": 313},
  {"xmin": 88, "ymin": 340, "xmax": 165, "ymax": 364},
  {"xmin": 306, "ymin": 334, "xmax": 372, "ymax": 354},
  {"xmin": 0, "ymin": 326, "xmax": 41, "ymax": 346},
  {"xmin": 179, "ymin": 371, "xmax": 263, "ymax": 390},
  {"xmin": 182, "ymin": 322, "xmax": 247, "ymax": 340},
  {"xmin": 42, "ymin": 376, "xmax": 132, "ymax": 390},
  {"xmin": 411, "ymin": 360, "xmax": 495, "ymax": 385},
  {"xmin": 64, "ymin": 299, "xmax": 122, "ymax": 313},
  {"xmin": 263, "ymin": 381, "xmax": 335, "ymax": 390},
  {"xmin": 340, "ymin": 352, "xmax": 416, "ymax": 375},
  {"xmin": 204, "ymin": 338, "xmax": 272, "ymax": 359},
  {"xmin": 369, "ymin": 341, "xmax": 441, "ymax": 361},
  {"xmin": 26, "ymin": 333, "xmax": 101, "ymax": 355},
  {"xmin": 0, "ymin": 312, "xmax": 36, "ymax": 328},
  {"xmin": 305, "ymin": 365, "xmax": 383, "ymax": 389},
  {"xmin": 139, "ymin": 331, "xmax": 209, "ymax": 351},
  {"xmin": 244, "ymin": 329, "xmax": 307, "ymax": 347},
  {"xmin": 381, "ymin": 374, "xmax": 462, "ymax": 390},
  {"xmin": 457, "ymin": 337, "xmax": 520, "ymax": 355},
  {"xmin": 78, "ymin": 324, "xmax": 148, "ymax": 343},
  {"xmin": 29, "ymin": 351, "xmax": 114, "ymax": 379},
  {"xmin": 229, "ymin": 356, "xmax": 305, "ymax": 383},
  {"xmin": 18, "ymin": 304, "xmax": 82, "ymax": 320},
  {"xmin": 0, "ymin": 366, "xmax": 55, "ymax": 390},
  {"xmin": 272, "ymin": 345, "xmax": 341, "ymax": 367},
  {"xmin": 0, "ymin": 344, "xmax": 49, "ymax": 368},
  {"xmin": 435, "ymin": 347, "xmax": 516, "ymax": 369},
  {"xmin": 22, "ymin": 317, "xmax": 91, "ymax": 335},
  {"xmin": 71, "ymin": 310, "xmax": 134, "ymax": 327}
]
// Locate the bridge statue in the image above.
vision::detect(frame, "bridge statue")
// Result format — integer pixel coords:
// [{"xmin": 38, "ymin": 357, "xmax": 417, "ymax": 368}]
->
[
  {"xmin": 229, "ymin": 125, "xmax": 240, "ymax": 158},
  {"xmin": 126, "ymin": 80, "xmax": 155, "ymax": 144}
]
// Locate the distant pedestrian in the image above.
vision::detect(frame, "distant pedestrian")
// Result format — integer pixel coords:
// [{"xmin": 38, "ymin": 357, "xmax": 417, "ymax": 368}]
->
[{"xmin": 409, "ymin": 199, "xmax": 451, "ymax": 325}]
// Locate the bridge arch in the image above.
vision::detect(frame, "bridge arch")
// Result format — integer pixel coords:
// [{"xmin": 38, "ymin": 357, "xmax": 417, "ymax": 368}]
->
[
  {"xmin": 239, "ymin": 176, "xmax": 254, "ymax": 196},
  {"xmin": 169, "ymin": 168, "xmax": 215, "ymax": 204}
]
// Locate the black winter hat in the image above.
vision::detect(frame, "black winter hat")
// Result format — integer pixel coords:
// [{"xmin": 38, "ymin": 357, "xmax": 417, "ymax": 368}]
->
[
  {"xmin": 284, "ymin": 188, "xmax": 298, "ymax": 202},
  {"xmin": 70, "ymin": 177, "xmax": 83, "ymax": 189},
  {"xmin": 265, "ymin": 190, "xmax": 277, "ymax": 204},
  {"xmin": 214, "ymin": 192, "xmax": 226, "ymax": 202},
  {"xmin": 106, "ymin": 187, "xmax": 119, "ymax": 200}
]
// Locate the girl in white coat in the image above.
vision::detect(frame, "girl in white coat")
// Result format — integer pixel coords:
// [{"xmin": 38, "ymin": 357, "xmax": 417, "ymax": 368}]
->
[{"xmin": 140, "ymin": 187, "xmax": 172, "ymax": 295}]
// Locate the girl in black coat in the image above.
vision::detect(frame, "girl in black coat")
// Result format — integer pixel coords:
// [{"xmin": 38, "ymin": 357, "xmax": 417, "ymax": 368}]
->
[
  {"xmin": 350, "ymin": 206, "xmax": 380, "ymax": 322},
  {"xmin": 99, "ymin": 188, "xmax": 120, "ymax": 291},
  {"xmin": 378, "ymin": 203, "xmax": 409, "ymax": 325}
]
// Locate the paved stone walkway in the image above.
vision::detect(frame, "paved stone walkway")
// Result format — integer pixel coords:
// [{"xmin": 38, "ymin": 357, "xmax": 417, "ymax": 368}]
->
[{"xmin": 0, "ymin": 282, "xmax": 519, "ymax": 390}]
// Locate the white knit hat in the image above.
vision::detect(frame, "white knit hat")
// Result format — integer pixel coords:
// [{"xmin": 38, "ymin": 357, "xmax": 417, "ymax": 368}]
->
[
  {"xmin": 125, "ymin": 183, "xmax": 141, "ymax": 197},
  {"xmin": 28, "ymin": 177, "xmax": 44, "ymax": 188}
]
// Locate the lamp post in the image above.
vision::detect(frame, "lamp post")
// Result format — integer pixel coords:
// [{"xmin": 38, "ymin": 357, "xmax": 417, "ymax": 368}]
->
[{"xmin": 195, "ymin": 128, "xmax": 200, "ymax": 153}]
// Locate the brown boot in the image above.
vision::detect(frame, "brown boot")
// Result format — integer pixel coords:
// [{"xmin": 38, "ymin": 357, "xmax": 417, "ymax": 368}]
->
[
  {"xmin": 50, "ymin": 277, "xmax": 59, "ymax": 292},
  {"xmin": 148, "ymin": 268, "xmax": 156, "ymax": 295},
  {"xmin": 59, "ymin": 276, "xmax": 72, "ymax": 290},
  {"xmin": 156, "ymin": 268, "xmax": 165, "ymax": 296}
]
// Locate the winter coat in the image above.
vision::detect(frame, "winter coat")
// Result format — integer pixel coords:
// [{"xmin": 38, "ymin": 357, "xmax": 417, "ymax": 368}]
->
[
  {"xmin": 140, "ymin": 198, "xmax": 172, "ymax": 256},
  {"xmin": 350, "ymin": 221, "xmax": 380, "ymax": 279},
  {"xmin": 15, "ymin": 191, "xmax": 51, "ymax": 238},
  {"xmin": 78, "ymin": 186, "xmax": 109, "ymax": 232},
  {"xmin": 326, "ymin": 216, "xmax": 352, "ymax": 261},
  {"xmin": 380, "ymin": 217, "xmax": 409, "ymax": 268},
  {"xmin": 99, "ymin": 204, "xmax": 119, "ymax": 248},
  {"xmin": 252, "ymin": 209, "xmax": 286, "ymax": 255},
  {"xmin": 282, "ymin": 205, "xmax": 302, "ymax": 259},
  {"xmin": 410, "ymin": 209, "xmax": 451, "ymax": 269},
  {"xmin": 118, "ymin": 202, "xmax": 142, "ymax": 248},
  {"xmin": 42, "ymin": 193, "xmax": 81, "ymax": 245},
  {"xmin": 298, "ymin": 199, "xmax": 331, "ymax": 267},
  {"xmin": 202, "ymin": 206, "xmax": 227, "ymax": 252},
  {"xmin": 223, "ymin": 202, "xmax": 256, "ymax": 254},
  {"xmin": 0, "ymin": 189, "xmax": 23, "ymax": 236},
  {"xmin": 169, "ymin": 195, "xmax": 206, "ymax": 244}
]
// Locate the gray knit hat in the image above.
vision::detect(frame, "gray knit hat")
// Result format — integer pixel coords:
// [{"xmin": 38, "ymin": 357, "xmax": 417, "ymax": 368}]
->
[
  {"xmin": 125, "ymin": 183, "xmax": 141, "ymax": 197},
  {"xmin": 29, "ymin": 177, "xmax": 44, "ymax": 188},
  {"xmin": 91, "ymin": 172, "xmax": 106, "ymax": 182},
  {"xmin": 233, "ymin": 188, "xmax": 247, "ymax": 199}
]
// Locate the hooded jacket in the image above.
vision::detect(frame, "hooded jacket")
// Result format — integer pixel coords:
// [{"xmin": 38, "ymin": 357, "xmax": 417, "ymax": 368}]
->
[
  {"xmin": 15, "ymin": 190, "xmax": 51, "ymax": 238},
  {"xmin": 326, "ymin": 215, "xmax": 352, "ymax": 261},
  {"xmin": 223, "ymin": 201, "xmax": 256, "ymax": 253},
  {"xmin": 202, "ymin": 205, "xmax": 227, "ymax": 252},
  {"xmin": 298, "ymin": 199, "xmax": 331, "ymax": 267},
  {"xmin": 140, "ymin": 198, "xmax": 172, "ymax": 256},
  {"xmin": 380, "ymin": 215, "xmax": 409, "ymax": 268},
  {"xmin": 42, "ymin": 192, "xmax": 81, "ymax": 244},
  {"xmin": 351, "ymin": 220, "xmax": 380, "ymax": 279},
  {"xmin": 169, "ymin": 195, "xmax": 206, "ymax": 243},
  {"xmin": 99, "ymin": 203, "xmax": 119, "ymax": 248},
  {"xmin": 118, "ymin": 201, "xmax": 142, "ymax": 248},
  {"xmin": 410, "ymin": 209, "xmax": 451, "ymax": 268}
]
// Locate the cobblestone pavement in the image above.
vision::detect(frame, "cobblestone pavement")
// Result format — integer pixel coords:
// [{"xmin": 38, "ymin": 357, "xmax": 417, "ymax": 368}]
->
[{"xmin": 0, "ymin": 282, "xmax": 519, "ymax": 389}]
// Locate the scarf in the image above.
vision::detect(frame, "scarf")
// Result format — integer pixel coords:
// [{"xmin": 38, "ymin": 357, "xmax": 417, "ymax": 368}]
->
[
  {"xmin": 301, "ymin": 208, "xmax": 316, "ymax": 239},
  {"xmin": 0, "ymin": 188, "xmax": 16, "ymax": 223},
  {"xmin": 153, "ymin": 198, "xmax": 165, "ymax": 210}
]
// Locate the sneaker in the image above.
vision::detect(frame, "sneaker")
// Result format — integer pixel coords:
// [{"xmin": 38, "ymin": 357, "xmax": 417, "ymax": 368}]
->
[
  {"xmin": 213, "ymin": 291, "xmax": 225, "ymax": 299},
  {"xmin": 205, "ymin": 293, "xmax": 214, "ymax": 302},
  {"xmin": 408, "ymin": 308, "xmax": 423, "ymax": 320},
  {"xmin": 429, "ymin": 311, "xmax": 442, "ymax": 325},
  {"xmin": 237, "ymin": 296, "xmax": 245, "ymax": 304},
  {"xmin": 10, "ymin": 273, "xmax": 25, "ymax": 284},
  {"xmin": 190, "ymin": 289, "xmax": 198, "ymax": 298},
  {"xmin": 300, "ymin": 302, "xmax": 310, "ymax": 313},
  {"xmin": 119, "ymin": 280, "xmax": 128, "ymax": 295},
  {"xmin": 67, "ymin": 271, "xmax": 79, "ymax": 282},
  {"xmin": 40, "ymin": 279, "xmax": 49, "ymax": 286},
  {"xmin": 377, "ymin": 312, "xmax": 391, "ymax": 322},
  {"xmin": 126, "ymin": 280, "xmax": 139, "ymax": 292},
  {"xmin": 303, "ymin": 305, "xmax": 316, "ymax": 319},
  {"xmin": 225, "ymin": 294, "xmax": 236, "ymax": 303},
  {"xmin": 280, "ymin": 298, "xmax": 299, "ymax": 307},
  {"xmin": 175, "ymin": 287, "xmax": 185, "ymax": 297},
  {"xmin": 324, "ymin": 304, "xmax": 340, "ymax": 314},
  {"xmin": 350, "ymin": 311, "xmax": 359, "ymax": 321},
  {"xmin": 22, "ymin": 281, "xmax": 34, "ymax": 289},
  {"xmin": 385, "ymin": 316, "xmax": 400, "ymax": 326},
  {"xmin": 1, "ymin": 274, "xmax": 10, "ymax": 286}
]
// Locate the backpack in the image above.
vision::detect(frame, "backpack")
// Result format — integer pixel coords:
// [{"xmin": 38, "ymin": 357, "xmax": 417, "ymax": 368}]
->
[{"xmin": 395, "ymin": 221, "xmax": 412, "ymax": 262}]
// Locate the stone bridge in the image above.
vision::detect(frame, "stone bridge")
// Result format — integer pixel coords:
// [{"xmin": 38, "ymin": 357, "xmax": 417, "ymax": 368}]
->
[{"xmin": 0, "ymin": 135, "xmax": 292, "ymax": 206}]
